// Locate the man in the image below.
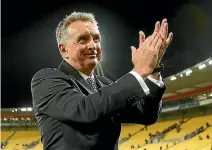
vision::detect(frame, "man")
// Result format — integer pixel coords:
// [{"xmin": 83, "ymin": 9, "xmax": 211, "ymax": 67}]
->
[{"xmin": 31, "ymin": 12, "xmax": 173, "ymax": 150}]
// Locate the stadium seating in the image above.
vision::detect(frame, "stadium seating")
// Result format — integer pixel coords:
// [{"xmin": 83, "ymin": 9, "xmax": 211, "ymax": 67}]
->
[
  {"xmin": 33, "ymin": 142, "xmax": 43, "ymax": 149},
  {"xmin": 164, "ymin": 115, "xmax": 212, "ymax": 140},
  {"xmin": 1, "ymin": 131, "xmax": 14, "ymax": 142},
  {"xmin": 120, "ymin": 124, "xmax": 145, "ymax": 139},
  {"xmin": 167, "ymin": 126, "xmax": 212, "ymax": 150},
  {"xmin": 1, "ymin": 115, "xmax": 212, "ymax": 150},
  {"xmin": 119, "ymin": 115, "xmax": 212, "ymax": 150},
  {"xmin": 119, "ymin": 119, "xmax": 179, "ymax": 150},
  {"xmin": 3, "ymin": 131, "xmax": 40, "ymax": 150}
]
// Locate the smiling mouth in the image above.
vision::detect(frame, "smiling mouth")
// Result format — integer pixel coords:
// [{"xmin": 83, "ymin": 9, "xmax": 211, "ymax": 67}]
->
[{"xmin": 85, "ymin": 54, "xmax": 97, "ymax": 58}]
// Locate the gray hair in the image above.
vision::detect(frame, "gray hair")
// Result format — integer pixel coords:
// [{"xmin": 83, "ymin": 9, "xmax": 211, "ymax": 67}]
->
[{"xmin": 55, "ymin": 12, "xmax": 98, "ymax": 45}]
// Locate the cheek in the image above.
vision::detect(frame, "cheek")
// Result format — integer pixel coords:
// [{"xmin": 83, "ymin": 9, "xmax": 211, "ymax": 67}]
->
[
  {"xmin": 75, "ymin": 45, "xmax": 87, "ymax": 59},
  {"xmin": 97, "ymin": 46, "xmax": 102, "ymax": 59}
]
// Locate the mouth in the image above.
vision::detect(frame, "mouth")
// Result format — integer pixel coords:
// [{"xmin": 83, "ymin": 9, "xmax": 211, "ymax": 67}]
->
[{"xmin": 85, "ymin": 54, "xmax": 97, "ymax": 58}]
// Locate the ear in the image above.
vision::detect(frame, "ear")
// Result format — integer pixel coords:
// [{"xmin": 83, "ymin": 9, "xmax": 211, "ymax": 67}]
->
[
  {"xmin": 97, "ymin": 54, "xmax": 101, "ymax": 61},
  {"xmin": 59, "ymin": 44, "xmax": 68, "ymax": 58},
  {"xmin": 96, "ymin": 50, "xmax": 101, "ymax": 61},
  {"xmin": 97, "ymin": 46, "xmax": 102, "ymax": 61}
]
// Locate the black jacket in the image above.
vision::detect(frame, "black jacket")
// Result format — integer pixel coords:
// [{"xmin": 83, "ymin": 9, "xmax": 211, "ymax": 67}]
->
[{"xmin": 31, "ymin": 60, "xmax": 166, "ymax": 150}]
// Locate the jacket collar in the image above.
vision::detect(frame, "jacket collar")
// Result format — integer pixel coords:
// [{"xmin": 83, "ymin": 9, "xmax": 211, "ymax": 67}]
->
[{"xmin": 58, "ymin": 60, "xmax": 104, "ymax": 94}]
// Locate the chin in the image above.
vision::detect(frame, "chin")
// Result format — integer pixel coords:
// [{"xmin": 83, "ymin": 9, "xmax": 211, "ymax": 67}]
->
[{"xmin": 86, "ymin": 58, "xmax": 98, "ymax": 68}]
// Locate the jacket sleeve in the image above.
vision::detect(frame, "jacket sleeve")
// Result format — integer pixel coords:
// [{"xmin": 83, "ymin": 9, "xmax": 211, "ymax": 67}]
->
[
  {"xmin": 118, "ymin": 78, "xmax": 166, "ymax": 125},
  {"xmin": 31, "ymin": 69, "xmax": 148, "ymax": 123}
]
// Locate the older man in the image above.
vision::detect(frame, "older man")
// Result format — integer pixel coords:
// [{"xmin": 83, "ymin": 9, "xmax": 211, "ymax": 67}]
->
[{"xmin": 31, "ymin": 12, "xmax": 173, "ymax": 150}]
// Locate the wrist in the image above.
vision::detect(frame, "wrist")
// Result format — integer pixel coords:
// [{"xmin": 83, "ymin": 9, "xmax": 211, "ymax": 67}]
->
[
  {"xmin": 152, "ymin": 62, "xmax": 164, "ymax": 74},
  {"xmin": 155, "ymin": 61, "xmax": 161, "ymax": 67},
  {"xmin": 132, "ymin": 68, "xmax": 150, "ymax": 79},
  {"xmin": 149, "ymin": 73, "xmax": 160, "ymax": 80}
]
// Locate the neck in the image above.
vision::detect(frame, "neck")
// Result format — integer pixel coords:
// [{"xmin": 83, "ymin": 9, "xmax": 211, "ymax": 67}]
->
[
  {"xmin": 65, "ymin": 59, "xmax": 94, "ymax": 76},
  {"xmin": 78, "ymin": 68, "xmax": 93, "ymax": 76}
]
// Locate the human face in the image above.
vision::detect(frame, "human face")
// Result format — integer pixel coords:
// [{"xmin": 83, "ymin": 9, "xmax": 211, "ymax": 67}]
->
[{"xmin": 59, "ymin": 21, "xmax": 101, "ymax": 74}]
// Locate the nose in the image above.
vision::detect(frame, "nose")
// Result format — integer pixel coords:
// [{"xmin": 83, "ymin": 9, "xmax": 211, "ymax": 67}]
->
[{"xmin": 87, "ymin": 39, "xmax": 97, "ymax": 51}]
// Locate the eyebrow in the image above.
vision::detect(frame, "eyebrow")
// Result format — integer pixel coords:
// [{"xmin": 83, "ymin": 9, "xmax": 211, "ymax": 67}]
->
[
  {"xmin": 77, "ymin": 32, "xmax": 101, "ymax": 41},
  {"xmin": 93, "ymin": 33, "xmax": 101, "ymax": 40}
]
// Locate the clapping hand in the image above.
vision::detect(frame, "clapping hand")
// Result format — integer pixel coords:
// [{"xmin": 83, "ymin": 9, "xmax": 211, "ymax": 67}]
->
[
  {"xmin": 154, "ymin": 19, "xmax": 173, "ymax": 66},
  {"xmin": 131, "ymin": 19, "xmax": 173, "ymax": 78}
]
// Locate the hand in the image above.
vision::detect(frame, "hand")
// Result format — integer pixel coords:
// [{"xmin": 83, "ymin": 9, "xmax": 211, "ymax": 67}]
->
[
  {"xmin": 138, "ymin": 19, "xmax": 173, "ymax": 67},
  {"xmin": 154, "ymin": 19, "xmax": 173, "ymax": 66},
  {"xmin": 131, "ymin": 31, "xmax": 163, "ymax": 78}
]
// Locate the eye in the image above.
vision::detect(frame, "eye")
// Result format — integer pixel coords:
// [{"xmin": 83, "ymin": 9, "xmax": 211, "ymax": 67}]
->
[
  {"xmin": 77, "ymin": 33, "xmax": 100, "ymax": 44},
  {"xmin": 94, "ymin": 38, "xmax": 99, "ymax": 42},
  {"xmin": 93, "ymin": 35, "xmax": 100, "ymax": 42},
  {"xmin": 79, "ymin": 36, "xmax": 90, "ymax": 44}
]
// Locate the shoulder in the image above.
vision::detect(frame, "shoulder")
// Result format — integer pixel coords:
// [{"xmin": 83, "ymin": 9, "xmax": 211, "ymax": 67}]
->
[
  {"xmin": 31, "ymin": 68, "xmax": 67, "ymax": 82},
  {"xmin": 96, "ymin": 75, "xmax": 113, "ymax": 85}
]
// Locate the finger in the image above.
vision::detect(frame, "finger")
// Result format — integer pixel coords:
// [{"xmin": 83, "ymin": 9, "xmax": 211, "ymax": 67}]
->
[
  {"xmin": 155, "ymin": 38, "xmax": 163, "ymax": 51},
  {"xmin": 146, "ymin": 32, "xmax": 158, "ymax": 46},
  {"xmin": 131, "ymin": 46, "xmax": 137, "ymax": 55},
  {"xmin": 165, "ymin": 32, "xmax": 173, "ymax": 46},
  {"xmin": 159, "ymin": 19, "xmax": 167, "ymax": 38},
  {"xmin": 162, "ymin": 23, "xmax": 168, "ymax": 40},
  {"xmin": 139, "ymin": 31, "xmax": 146, "ymax": 48},
  {"xmin": 161, "ymin": 19, "xmax": 167, "ymax": 30},
  {"xmin": 153, "ymin": 21, "xmax": 160, "ymax": 33},
  {"xmin": 131, "ymin": 46, "xmax": 136, "ymax": 62},
  {"xmin": 150, "ymin": 33, "xmax": 161, "ymax": 48}
]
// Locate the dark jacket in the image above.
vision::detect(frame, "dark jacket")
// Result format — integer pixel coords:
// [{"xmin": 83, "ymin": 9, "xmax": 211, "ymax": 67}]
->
[{"xmin": 31, "ymin": 60, "xmax": 166, "ymax": 150}]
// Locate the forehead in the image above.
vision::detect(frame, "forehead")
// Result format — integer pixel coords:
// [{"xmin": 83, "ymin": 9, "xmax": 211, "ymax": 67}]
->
[{"xmin": 67, "ymin": 21, "xmax": 100, "ymax": 36}]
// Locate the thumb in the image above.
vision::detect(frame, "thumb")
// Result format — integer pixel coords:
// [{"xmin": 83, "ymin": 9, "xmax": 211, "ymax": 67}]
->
[
  {"xmin": 139, "ymin": 31, "xmax": 146, "ymax": 48},
  {"xmin": 131, "ymin": 46, "xmax": 136, "ymax": 55}
]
